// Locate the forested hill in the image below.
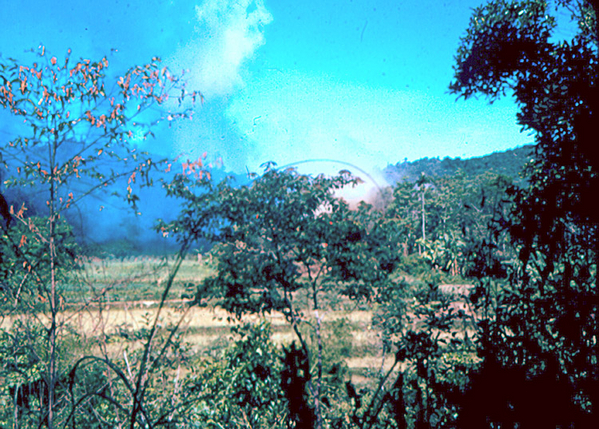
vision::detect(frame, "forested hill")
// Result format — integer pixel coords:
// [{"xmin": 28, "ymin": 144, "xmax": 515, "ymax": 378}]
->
[{"xmin": 383, "ymin": 144, "xmax": 534, "ymax": 184}]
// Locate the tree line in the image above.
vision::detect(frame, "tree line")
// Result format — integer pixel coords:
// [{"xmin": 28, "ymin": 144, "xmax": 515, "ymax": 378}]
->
[{"xmin": 0, "ymin": 0, "xmax": 597, "ymax": 427}]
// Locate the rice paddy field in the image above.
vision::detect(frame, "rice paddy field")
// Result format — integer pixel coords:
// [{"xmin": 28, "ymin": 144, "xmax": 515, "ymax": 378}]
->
[
  {"xmin": 4, "ymin": 255, "xmax": 474, "ymax": 387},
  {"xmin": 56, "ymin": 255, "xmax": 412, "ymax": 380}
]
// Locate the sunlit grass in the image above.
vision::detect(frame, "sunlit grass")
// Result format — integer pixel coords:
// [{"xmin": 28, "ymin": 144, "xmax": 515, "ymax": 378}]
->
[
  {"xmin": 37, "ymin": 258, "xmax": 474, "ymax": 389},
  {"xmin": 61, "ymin": 256, "xmax": 215, "ymax": 304}
]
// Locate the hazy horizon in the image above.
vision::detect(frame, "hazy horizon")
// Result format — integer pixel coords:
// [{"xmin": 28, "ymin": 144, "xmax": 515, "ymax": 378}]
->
[{"xmin": 1, "ymin": 0, "xmax": 539, "ymax": 182}]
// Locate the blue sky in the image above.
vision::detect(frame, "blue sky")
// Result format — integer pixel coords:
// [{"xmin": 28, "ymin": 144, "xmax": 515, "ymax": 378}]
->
[{"xmin": 1, "ymin": 0, "xmax": 534, "ymax": 182}]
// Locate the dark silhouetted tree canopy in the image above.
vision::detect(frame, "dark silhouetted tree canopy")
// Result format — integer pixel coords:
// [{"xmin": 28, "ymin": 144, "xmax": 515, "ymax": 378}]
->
[{"xmin": 451, "ymin": 1, "xmax": 598, "ymax": 427}]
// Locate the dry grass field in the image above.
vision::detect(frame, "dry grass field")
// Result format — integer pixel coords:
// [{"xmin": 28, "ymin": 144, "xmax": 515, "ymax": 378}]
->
[
  {"xmin": 68, "ymin": 256, "xmax": 395, "ymax": 379},
  {"xmin": 2, "ymin": 256, "xmax": 472, "ymax": 387}
]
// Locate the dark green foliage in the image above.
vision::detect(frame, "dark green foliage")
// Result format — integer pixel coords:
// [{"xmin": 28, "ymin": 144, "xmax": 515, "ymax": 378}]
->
[
  {"xmin": 383, "ymin": 280, "xmax": 476, "ymax": 429},
  {"xmin": 457, "ymin": 342, "xmax": 590, "ymax": 428},
  {"xmin": 0, "ymin": 321, "xmax": 49, "ymax": 427},
  {"xmin": 387, "ymin": 170, "xmax": 515, "ymax": 279},
  {"xmin": 188, "ymin": 322, "xmax": 287, "ymax": 428},
  {"xmin": 451, "ymin": 0, "xmax": 598, "ymax": 426},
  {"xmin": 0, "ymin": 216, "xmax": 79, "ymax": 312},
  {"xmin": 159, "ymin": 166, "xmax": 399, "ymax": 318},
  {"xmin": 203, "ymin": 168, "xmax": 385, "ymax": 315},
  {"xmin": 282, "ymin": 342, "xmax": 315, "ymax": 429},
  {"xmin": 451, "ymin": 0, "xmax": 598, "ymax": 244},
  {"xmin": 87, "ymin": 238, "xmax": 140, "ymax": 260},
  {"xmin": 0, "ymin": 320, "xmax": 108, "ymax": 428},
  {"xmin": 159, "ymin": 166, "xmax": 402, "ymax": 427},
  {"xmin": 383, "ymin": 145, "xmax": 533, "ymax": 185},
  {"xmin": 341, "ymin": 270, "xmax": 478, "ymax": 429},
  {"xmin": 0, "ymin": 217, "xmax": 79, "ymax": 425}
]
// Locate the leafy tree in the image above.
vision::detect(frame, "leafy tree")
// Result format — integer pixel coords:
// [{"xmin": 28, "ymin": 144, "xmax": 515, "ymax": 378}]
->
[
  {"xmin": 0, "ymin": 46, "xmax": 199, "ymax": 427},
  {"xmin": 388, "ymin": 170, "xmax": 514, "ymax": 280},
  {"xmin": 451, "ymin": 0, "xmax": 598, "ymax": 426},
  {"xmin": 341, "ymin": 267, "xmax": 477, "ymax": 428},
  {"xmin": 387, "ymin": 181, "xmax": 421, "ymax": 257},
  {"xmin": 188, "ymin": 322, "xmax": 287, "ymax": 428},
  {"xmin": 159, "ymin": 166, "xmax": 401, "ymax": 428},
  {"xmin": 0, "ymin": 216, "xmax": 78, "ymax": 314},
  {"xmin": 429, "ymin": 172, "xmax": 515, "ymax": 279}
]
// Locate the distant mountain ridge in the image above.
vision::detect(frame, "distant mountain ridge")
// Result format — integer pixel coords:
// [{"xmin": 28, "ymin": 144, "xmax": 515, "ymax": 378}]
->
[{"xmin": 383, "ymin": 144, "xmax": 535, "ymax": 184}]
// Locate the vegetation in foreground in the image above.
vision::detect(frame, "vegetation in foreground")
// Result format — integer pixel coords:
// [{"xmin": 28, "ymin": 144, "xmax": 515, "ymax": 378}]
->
[{"xmin": 1, "ymin": 0, "xmax": 597, "ymax": 427}]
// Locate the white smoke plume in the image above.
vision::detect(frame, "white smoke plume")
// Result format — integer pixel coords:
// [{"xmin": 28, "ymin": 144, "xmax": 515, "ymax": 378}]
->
[{"xmin": 183, "ymin": 0, "xmax": 273, "ymax": 98}]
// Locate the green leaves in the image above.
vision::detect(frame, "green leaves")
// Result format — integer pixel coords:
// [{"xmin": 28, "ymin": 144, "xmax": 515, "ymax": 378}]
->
[
  {"xmin": 450, "ymin": 1, "xmax": 598, "ymax": 426},
  {"xmin": 387, "ymin": 170, "xmax": 515, "ymax": 279},
  {"xmin": 0, "ymin": 46, "xmax": 202, "ymax": 428},
  {"xmin": 450, "ymin": 0, "xmax": 555, "ymax": 100},
  {"xmin": 159, "ymin": 167, "xmax": 403, "ymax": 426},
  {"xmin": 195, "ymin": 168, "xmax": 399, "ymax": 317},
  {"xmin": 188, "ymin": 322, "xmax": 286, "ymax": 428}
]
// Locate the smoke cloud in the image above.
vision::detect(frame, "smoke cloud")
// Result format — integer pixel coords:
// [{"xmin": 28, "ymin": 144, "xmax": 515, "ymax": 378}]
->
[
  {"xmin": 177, "ymin": 0, "xmax": 273, "ymax": 99},
  {"xmin": 165, "ymin": 0, "xmax": 273, "ymax": 169}
]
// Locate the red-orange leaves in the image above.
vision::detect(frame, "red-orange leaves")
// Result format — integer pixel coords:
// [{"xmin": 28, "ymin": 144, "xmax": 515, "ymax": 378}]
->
[
  {"xmin": 96, "ymin": 114, "xmax": 107, "ymax": 128},
  {"xmin": 20, "ymin": 76, "xmax": 28, "ymax": 94},
  {"xmin": 30, "ymin": 67, "xmax": 42, "ymax": 80},
  {"xmin": 70, "ymin": 62, "xmax": 82, "ymax": 77},
  {"xmin": 118, "ymin": 74, "xmax": 131, "ymax": 91},
  {"xmin": 128, "ymin": 171, "xmax": 137, "ymax": 184},
  {"xmin": 181, "ymin": 157, "xmax": 211, "ymax": 180},
  {"xmin": 84, "ymin": 110, "xmax": 98, "ymax": 126},
  {"xmin": 16, "ymin": 203, "xmax": 27, "ymax": 218},
  {"xmin": 2, "ymin": 46, "xmax": 199, "ymax": 226}
]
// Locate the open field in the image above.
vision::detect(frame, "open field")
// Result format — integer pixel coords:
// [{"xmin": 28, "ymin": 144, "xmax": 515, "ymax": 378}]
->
[
  {"xmin": 61, "ymin": 255, "xmax": 216, "ymax": 304},
  {"xmin": 64, "ymin": 305, "xmax": 387, "ymax": 372},
  {"xmin": 4, "ymin": 257, "xmax": 474, "ymax": 386},
  {"xmin": 69, "ymin": 256, "xmax": 395, "ymax": 380}
]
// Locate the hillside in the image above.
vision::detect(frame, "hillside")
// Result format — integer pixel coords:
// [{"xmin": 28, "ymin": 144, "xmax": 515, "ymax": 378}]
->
[{"xmin": 383, "ymin": 144, "xmax": 535, "ymax": 184}]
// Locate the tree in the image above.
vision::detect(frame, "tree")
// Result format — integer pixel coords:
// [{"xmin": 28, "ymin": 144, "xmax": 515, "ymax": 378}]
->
[
  {"xmin": 387, "ymin": 181, "xmax": 421, "ymax": 257},
  {"xmin": 0, "ymin": 46, "xmax": 199, "ymax": 428},
  {"xmin": 387, "ymin": 169, "xmax": 515, "ymax": 280},
  {"xmin": 187, "ymin": 322, "xmax": 287, "ymax": 428},
  {"xmin": 450, "ymin": 1, "xmax": 598, "ymax": 426},
  {"xmin": 159, "ymin": 165, "xmax": 402, "ymax": 428}
]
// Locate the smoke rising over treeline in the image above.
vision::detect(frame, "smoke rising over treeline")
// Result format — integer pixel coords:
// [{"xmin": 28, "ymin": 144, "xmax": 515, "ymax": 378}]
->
[{"xmin": 2, "ymin": 145, "xmax": 530, "ymax": 256}]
